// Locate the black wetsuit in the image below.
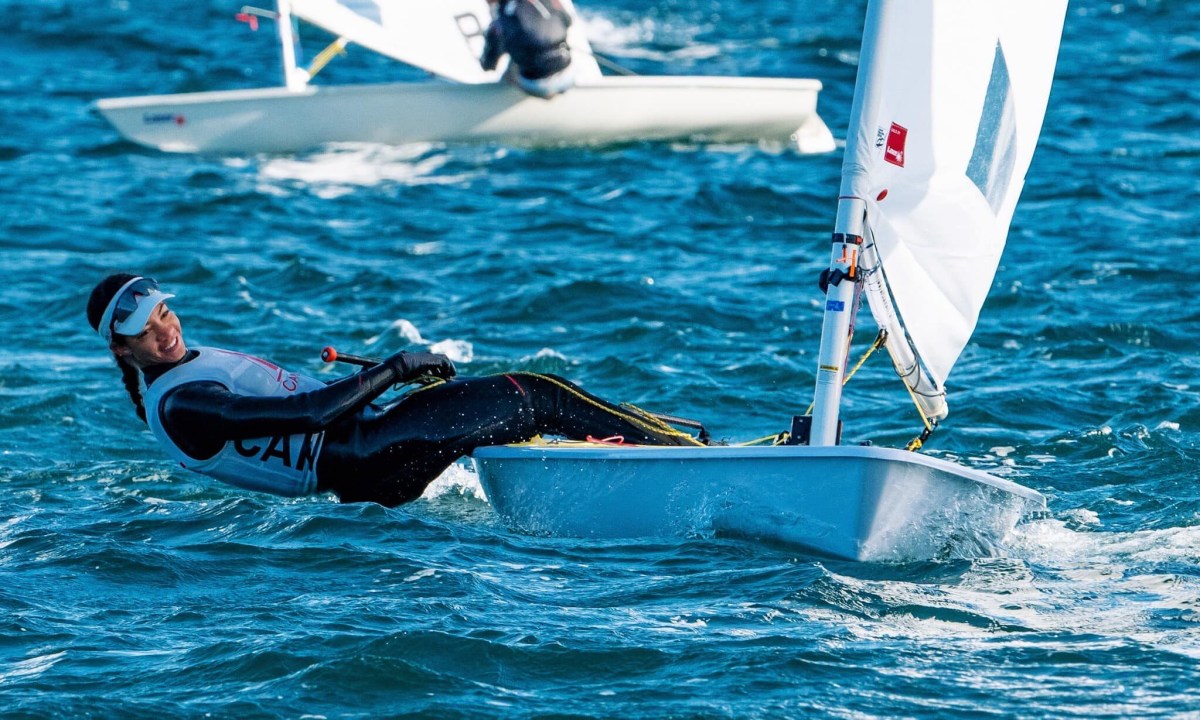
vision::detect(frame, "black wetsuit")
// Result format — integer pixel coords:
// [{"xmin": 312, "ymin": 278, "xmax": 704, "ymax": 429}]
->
[
  {"xmin": 480, "ymin": 0, "xmax": 572, "ymax": 80},
  {"xmin": 145, "ymin": 351, "xmax": 700, "ymax": 507}
]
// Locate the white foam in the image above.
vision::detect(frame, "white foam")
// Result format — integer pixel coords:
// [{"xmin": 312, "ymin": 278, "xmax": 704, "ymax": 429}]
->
[
  {"xmin": 579, "ymin": 12, "xmax": 720, "ymax": 62},
  {"xmin": 578, "ymin": 13, "xmax": 655, "ymax": 49},
  {"xmin": 1061, "ymin": 508, "xmax": 1101, "ymax": 526},
  {"xmin": 430, "ymin": 339, "xmax": 474, "ymax": 363},
  {"xmin": 0, "ymin": 651, "xmax": 65, "ymax": 683},
  {"xmin": 366, "ymin": 319, "xmax": 427, "ymax": 346},
  {"xmin": 521, "ymin": 347, "xmax": 569, "ymax": 363},
  {"xmin": 421, "ymin": 461, "xmax": 486, "ymax": 502},
  {"xmin": 251, "ymin": 143, "xmax": 482, "ymax": 193},
  {"xmin": 1000, "ymin": 520, "xmax": 1200, "ymax": 651},
  {"xmin": 783, "ymin": 517, "xmax": 1200, "ymax": 663},
  {"xmin": 362, "ymin": 319, "xmax": 474, "ymax": 364},
  {"xmin": 409, "ymin": 241, "xmax": 443, "ymax": 256}
]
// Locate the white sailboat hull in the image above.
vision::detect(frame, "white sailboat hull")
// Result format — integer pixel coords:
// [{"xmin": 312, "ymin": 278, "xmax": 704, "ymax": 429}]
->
[
  {"xmin": 472, "ymin": 444, "xmax": 1045, "ymax": 562},
  {"xmin": 94, "ymin": 76, "xmax": 835, "ymax": 154}
]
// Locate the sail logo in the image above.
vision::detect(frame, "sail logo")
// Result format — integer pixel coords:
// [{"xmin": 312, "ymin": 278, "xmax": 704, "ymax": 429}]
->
[
  {"xmin": 967, "ymin": 42, "xmax": 1018, "ymax": 214},
  {"xmin": 884, "ymin": 123, "xmax": 907, "ymax": 167}
]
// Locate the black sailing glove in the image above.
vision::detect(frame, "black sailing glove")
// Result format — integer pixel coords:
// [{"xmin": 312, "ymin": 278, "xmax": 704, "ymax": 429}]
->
[{"xmin": 383, "ymin": 351, "xmax": 457, "ymax": 383}]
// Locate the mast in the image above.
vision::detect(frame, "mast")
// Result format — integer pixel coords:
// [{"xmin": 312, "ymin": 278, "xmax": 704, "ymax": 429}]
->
[
  {"xmin": 809, "ymin": 0, "xmax": 891, "ymax": 446},
  {"xmin": 276, "ymin": 0, "xmax": 310, "ymax": 91}
]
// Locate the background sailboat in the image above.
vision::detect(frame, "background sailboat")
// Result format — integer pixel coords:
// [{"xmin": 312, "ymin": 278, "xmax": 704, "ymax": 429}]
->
[
  {"xmin": 93, "ymin": 0, "xmax": 836, "ymax": 154},
  {"xmin": 474, "ymin": 0, "xmax": 1068, "ymax": 562}
]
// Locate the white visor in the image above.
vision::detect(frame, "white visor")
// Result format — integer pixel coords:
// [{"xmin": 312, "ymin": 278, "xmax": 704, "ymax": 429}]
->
[{"xmin": 98, "ymin": 276, "xmax": 175, "ymax": 343}]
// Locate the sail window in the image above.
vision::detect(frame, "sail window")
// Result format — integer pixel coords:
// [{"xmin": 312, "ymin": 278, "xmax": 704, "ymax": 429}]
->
[
  {"xmin": 966, "ymin": 42, "xmax": 1017, "ymax": 215},
  {"xmin": 339, "ymin": 0, "xmax": 382, "ymax": 24}
]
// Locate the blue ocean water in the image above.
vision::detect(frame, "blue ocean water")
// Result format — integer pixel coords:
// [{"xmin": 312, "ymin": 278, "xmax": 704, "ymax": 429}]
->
[{"xmin": 3, "ymin": 0, "xmax": 1200, "ymax": 716}]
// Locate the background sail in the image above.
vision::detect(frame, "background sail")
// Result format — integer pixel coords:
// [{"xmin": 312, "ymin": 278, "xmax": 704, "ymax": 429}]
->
[
  {"xmin": 289, "ymin": 0, "xmax": 601, "ymax": 84},
  {"xmin": 847, "ymin": 0, "xmax": 1066, "ymax": 394}
]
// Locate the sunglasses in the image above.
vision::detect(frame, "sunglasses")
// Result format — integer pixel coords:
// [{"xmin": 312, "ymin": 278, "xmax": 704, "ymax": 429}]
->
[
  {"xmin": 99, "ymin": 276, "xmax": 171, "ymax": 343},
  {"xmin": 111, "ymin": 278, "xmax": 163, "ymax": 328},
  {"xmin": 110, "ymin": 277, "xmax": 161, "ymax": 329}
]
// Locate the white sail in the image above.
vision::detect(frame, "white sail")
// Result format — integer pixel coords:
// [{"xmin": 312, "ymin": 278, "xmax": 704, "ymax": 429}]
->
[
  {"xmin": 288, "ymin": 0, "xmax": 600, "ymax": 84},
  {"xmin": 844, "ymin": 0, "xmax": 1066, "ymax": 405}
]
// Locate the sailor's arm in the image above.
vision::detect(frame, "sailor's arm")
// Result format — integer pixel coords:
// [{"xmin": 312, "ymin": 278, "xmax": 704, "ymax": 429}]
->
[
  {"xmin": 480, "ymin": 20, "xmax": 505, "ymax": 70},
  {"xmin": 159, "ymin": 351, "xmax": 455, "ymax": 446}
]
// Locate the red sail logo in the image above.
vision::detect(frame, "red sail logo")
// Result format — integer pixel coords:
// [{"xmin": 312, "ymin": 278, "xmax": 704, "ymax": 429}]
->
[{"xmin": 884, "ymin": 123, "xmax": 907, "ymax": 167}]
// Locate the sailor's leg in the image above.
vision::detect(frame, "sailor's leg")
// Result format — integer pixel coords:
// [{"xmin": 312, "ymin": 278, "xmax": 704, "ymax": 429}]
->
[
  {"xmin": 515, "ymin": 65, "xmax": 576, "ymax": 98},
  {"xmin": 317, "ymin": 374, "xmax": 701, "ymax": 507},
  {"xmin": 505, "ymin": 372, "xmax": 703, "ymax": 447},
  {"xmin": 318, "ymin": 375, "xmax": 538, "ymax": 506}
]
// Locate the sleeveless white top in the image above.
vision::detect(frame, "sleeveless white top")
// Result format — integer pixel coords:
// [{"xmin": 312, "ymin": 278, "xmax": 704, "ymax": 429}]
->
[{"xmin": 144, "ymin": 347, "xmax": 327, "ymax": 497}]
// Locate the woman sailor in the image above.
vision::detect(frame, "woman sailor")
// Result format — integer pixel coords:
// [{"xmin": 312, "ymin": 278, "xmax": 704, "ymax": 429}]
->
[
  {"xmin": 480, "ymin": 0, "xmax": 576, "ymax": 99},
  {"xmin": 87, "ymin": 274, "xmax": 703, "ymax": 506}
]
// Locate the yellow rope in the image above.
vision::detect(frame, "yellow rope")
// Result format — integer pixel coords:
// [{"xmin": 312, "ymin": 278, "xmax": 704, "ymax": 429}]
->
[
  {"xmin": 901, "ymin": 380, "xmax": 934, "ymax": 434},
  {"xmin": 518, "ymin": 373, "xmax": 706, "ymax": 446},
  {"xmin": 802, "ymin": 330, "xmax": 888, "ymax": 416},
  {"xmin": 617, "ymin": 401, "xmax": 686, "ymax": 434},
  {"xmin": 843, "ymin": 330, "xmax": 888, "ymax": 386},
  {"xmin": 397, "ymin": 376, "xmax": 447, "ymax": 396},
  {"xmin": 731, "ymin": 433, "xmax": 787, "ymax": 447},
  {"xmin": 901, "ymin": 377, "xmax": 935, "ymax": 451},
  {"xmin": 786, "ymin": 329, "xmax": 934, "ymax": 450},
  {"xmin": 306, "ymin": 37, "xmax": 349, "ymax": 79}
]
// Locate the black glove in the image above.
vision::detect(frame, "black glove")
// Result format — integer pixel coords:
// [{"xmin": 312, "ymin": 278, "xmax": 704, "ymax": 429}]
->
[{"xmin": 383, "ymin": 351, "xmax": 457, "ymax": 383}]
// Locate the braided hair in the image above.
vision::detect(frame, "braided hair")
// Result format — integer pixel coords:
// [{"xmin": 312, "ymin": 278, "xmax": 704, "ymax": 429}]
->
[{"xmin": 87, "ymin": 273, "xmax": 148, "ymax": 425}]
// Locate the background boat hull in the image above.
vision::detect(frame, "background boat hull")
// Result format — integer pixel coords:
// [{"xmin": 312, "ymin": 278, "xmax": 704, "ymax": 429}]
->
[{"xmin": 94, "ymin": 76, "xmax": 835, "ymax": 154}]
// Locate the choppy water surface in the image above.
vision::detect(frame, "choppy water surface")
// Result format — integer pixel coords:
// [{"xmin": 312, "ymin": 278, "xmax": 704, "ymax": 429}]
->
[{"xmin": 3, "ymin": 0, "xmax": 1200, "ymax": 717}]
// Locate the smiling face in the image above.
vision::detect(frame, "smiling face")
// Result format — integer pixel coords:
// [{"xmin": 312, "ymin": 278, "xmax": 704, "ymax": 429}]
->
[{"xmin": 112, "ymin": 302, "xmax": 188, "ymax": 368}]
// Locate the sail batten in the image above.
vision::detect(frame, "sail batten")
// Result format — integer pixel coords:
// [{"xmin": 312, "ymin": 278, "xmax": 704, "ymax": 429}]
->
[{"xmin": 847, "ymin": 0, "xmax": 1066, "ymax": 403}]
